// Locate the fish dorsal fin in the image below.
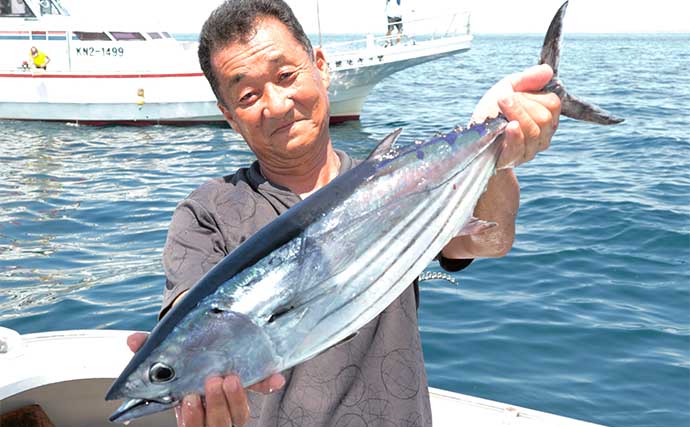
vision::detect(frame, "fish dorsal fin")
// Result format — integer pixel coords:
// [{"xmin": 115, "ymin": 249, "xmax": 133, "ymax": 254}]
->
[{"xmin": 366, "ymin": 128, "xmax": 403, "ymax": 161}]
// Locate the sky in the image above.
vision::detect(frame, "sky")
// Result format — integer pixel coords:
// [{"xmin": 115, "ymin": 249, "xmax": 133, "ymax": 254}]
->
[{"xmin": 60, "ymin": 0, "xmax": 690, "ymax": 34}]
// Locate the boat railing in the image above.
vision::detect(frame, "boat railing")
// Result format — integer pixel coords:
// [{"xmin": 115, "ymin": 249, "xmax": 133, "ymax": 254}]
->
[{"xmin": 321, "ymin": 10, "xmax": 471, "ymax": 58}]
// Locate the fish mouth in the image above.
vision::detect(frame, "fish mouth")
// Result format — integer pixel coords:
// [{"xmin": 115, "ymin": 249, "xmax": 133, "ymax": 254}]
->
[{"xmin": 109, "ymin": 397, "xmax": 178, "ymax": 423}]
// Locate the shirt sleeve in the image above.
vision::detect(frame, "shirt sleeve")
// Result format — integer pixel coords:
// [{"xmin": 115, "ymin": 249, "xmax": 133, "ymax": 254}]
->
[
  {"xmin": 159, "ymin": 198, "xmax": 228, "ymax": 319},
  {"xmin": 437, "ymin": 254, "xmax": 473, "ymax": 272}
]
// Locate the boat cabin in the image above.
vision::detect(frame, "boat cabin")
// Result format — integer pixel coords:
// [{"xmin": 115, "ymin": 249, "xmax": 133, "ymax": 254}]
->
[
  {"xmin": 0, "ymin": 0, "xmax": 194, "ymax": 73},
  {"xmin": 0, "ymin": 0, "xmax": 66, "ymax": 18}
]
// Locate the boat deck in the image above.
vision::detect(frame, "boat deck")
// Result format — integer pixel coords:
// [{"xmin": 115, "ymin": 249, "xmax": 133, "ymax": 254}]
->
[{"xmin": 0, "ymin": 328, "xmax": 605, "ymax": 426}]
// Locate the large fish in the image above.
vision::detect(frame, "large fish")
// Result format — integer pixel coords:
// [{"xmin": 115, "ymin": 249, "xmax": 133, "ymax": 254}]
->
[{"xmin": 106, "ymin": 1, "xmax": 623, "ymax": 422}]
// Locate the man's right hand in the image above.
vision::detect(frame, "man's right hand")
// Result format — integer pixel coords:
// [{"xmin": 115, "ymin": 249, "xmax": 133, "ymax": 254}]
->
[{"xmin": 127, "ymin": 332, "xmax": 286, "ymax": 427}]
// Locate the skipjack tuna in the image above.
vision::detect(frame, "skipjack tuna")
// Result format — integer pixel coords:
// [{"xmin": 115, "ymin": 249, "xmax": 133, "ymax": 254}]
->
[{"xmin": 106, "ymin": 1, "xmax": 623, "ymax": 422}]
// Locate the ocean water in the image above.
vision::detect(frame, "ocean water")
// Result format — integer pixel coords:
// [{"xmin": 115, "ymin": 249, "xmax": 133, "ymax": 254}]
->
[{"xmin": 1, "ymin": 33, "xmax": 688, "ymax": 426}]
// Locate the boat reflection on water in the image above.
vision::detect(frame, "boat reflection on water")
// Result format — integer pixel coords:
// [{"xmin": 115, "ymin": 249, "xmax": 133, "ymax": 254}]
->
[{"xmin": 0, "ymin": 0, "xmax": 471, "ymax": 125}]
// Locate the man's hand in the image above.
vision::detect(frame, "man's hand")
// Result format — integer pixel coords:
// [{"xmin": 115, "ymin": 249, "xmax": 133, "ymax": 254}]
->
[
  {"xmin": 441, "ymin": 64, "xmax": 562, "ymax": 260},
  {"xmin": 127, "ymin": 332, "xmax": 285, "ymax": 427},
  {"xmin": 471, "ymin": 63, "xmax": 561, "ymax": 169}
]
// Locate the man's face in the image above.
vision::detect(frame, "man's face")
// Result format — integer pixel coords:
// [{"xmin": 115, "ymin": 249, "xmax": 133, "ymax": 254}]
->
[{"xmin": 213, "ymin": 17, "xmax": 330, "ymax": 162}]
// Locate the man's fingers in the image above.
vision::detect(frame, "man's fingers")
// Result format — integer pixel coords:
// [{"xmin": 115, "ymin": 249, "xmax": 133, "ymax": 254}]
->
[
  {"xmin": 520, "ymin": 94, "xmax": 558, "ymax": 155},
  {"xmin": 521, "ymin": 91, "xmax": 561, "ymax": 128},
  {"xmin": 247, "ymin": 374, "xmax": 285, "ymax": 394},
  {"xmin": 169, "ymin": 372, "xmax": 283, "ymax": 427},
  {"xmin": 179, "ymin": 394, "xmax": 204, "ymax": 427},
  {"xmin": 499, "ymin": 95, "xmax": 542, "ymax": 154},
  {"xmin": 508, "ymin": 64, "xmax": 554, "ymax": 93},
  {"xmin": 126, "ymin": 332, "xmax": 148, "ymax": 353},
  {"xmin": 223, "ymin": 376, "xmax": 250, "ymax": 427},
  {"xmin": 205, "ymin": 377, "xmax": 232, "ymax": 427},
  {"xmin": 472, "ymin": 65, "xmax": 559, "ymax": 126}
]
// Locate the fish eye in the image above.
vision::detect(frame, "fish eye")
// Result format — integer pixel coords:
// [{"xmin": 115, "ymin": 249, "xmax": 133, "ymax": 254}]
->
[{"xmin": 149, "ymin": 362, "xmax": 175, "ymax": 383}]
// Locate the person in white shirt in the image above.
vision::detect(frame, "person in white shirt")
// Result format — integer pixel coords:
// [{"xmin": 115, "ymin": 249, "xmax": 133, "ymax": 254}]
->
[{"xmin": 385, "ymin": 0, "xmax": 403, "ymax": 45}]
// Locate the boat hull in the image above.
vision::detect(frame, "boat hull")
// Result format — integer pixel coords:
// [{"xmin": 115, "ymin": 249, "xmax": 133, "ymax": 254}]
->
[
  {"xmin": 0, "ymin": 36, "xmax": 472, "ymax": 125},
  {"xmin": 0, "ymin": 71, "xmax": 222, "ymax": 125}
]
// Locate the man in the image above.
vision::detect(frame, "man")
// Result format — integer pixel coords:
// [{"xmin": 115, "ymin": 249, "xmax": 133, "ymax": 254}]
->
[
  {"xmin": 127, "ymin": 0, "xmax": 560, "ymax": 426},
  {"xmin": 385, "ymin": 0, "xmax": 404, "ymax": 45},
  {"xmin": 29, "ymin": 46, "xmax": 50, "ymax": 70}
]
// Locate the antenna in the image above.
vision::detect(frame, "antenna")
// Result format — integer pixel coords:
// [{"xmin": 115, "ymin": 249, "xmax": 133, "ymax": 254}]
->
[{"xmin": 316, "ymin": 0, "xmax": 322, "ymax": 48}]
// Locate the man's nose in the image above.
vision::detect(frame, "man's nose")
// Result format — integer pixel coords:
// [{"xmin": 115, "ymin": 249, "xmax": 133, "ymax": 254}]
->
[{"xmin": 262, "ymin": 83, "xmax": 294, "ymax": 118}]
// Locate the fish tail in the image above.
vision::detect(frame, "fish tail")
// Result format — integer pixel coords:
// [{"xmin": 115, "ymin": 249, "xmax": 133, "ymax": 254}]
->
[{"xmin": 540, "ymin": 1, "xmax": 624, "ymax": 125}]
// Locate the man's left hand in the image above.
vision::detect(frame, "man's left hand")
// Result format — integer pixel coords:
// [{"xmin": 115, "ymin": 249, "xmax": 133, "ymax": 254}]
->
[{"xmin": 471, "ymin": 64, "xmax": 562, "ymax": 169}]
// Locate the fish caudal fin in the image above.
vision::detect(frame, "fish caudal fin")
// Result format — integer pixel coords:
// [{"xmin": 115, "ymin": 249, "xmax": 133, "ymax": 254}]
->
[
  {"xmin": 539, "ymin": 0, "xmax": 568, "ymax": 75},
  {"xmin": 560, "ymin": 90, "xmax": 625, "ymax": 125},
  {"xmin": 539, "ymin": 1, "xmax": 624, "ymax": 125}
]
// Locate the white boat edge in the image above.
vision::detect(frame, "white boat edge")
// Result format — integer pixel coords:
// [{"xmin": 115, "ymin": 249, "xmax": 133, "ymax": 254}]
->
[{"xmin": 0, "ymin": 327, "xmax": 606, "ymax": 426}]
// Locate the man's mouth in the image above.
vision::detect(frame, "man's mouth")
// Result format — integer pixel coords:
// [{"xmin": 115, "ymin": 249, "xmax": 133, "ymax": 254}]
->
[{"xmin": 271, "ymin": 120, "xmax": 296, "ymax": 136}]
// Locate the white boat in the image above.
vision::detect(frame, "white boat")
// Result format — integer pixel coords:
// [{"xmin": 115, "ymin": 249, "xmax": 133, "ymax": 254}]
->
[
  {"xmin": 0, "ymin": 0, "xmax": 472, "ymax": 125},
  {"xmin": 0, "ymin": 327, "xmax": 606, "ymax": 426}
]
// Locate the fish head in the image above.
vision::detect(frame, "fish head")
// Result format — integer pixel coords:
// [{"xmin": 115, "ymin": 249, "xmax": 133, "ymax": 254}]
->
[{"xmin": 107, "ymin": 306, "xmax": 279, "ymax": 423}]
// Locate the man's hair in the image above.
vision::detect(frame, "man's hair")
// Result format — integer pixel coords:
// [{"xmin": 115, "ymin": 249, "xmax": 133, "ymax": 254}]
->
[{"xmin": 198, "ymin": 0, "xmax": 314, "ymax": 107}]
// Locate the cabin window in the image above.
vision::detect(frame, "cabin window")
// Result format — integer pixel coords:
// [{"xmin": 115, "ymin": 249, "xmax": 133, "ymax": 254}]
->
[
  {"xmin": 40, "ymin": 0, "xmax": 63, "ymax": 15},
  {"xmin": 147, "ymin": 32, "xmax": 162, "ymax": 40},
  {"xmin": 74, "ymin": 31, "xmax": 111, "ymax": 41},
  {"xmin": 162, "ymin": 32, "xmax": 171, "ymax": 38},
  {"xmin": 110, "ymin": 32, "xmax": 146, "ymax": 41},
  {"xmin": 0, "ymin": 0, "xmax": 34, "ymax": 17}
]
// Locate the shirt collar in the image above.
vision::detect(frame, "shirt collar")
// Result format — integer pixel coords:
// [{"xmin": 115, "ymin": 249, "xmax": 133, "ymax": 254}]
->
[{"xmin": 247, "ymin": 149, "xmax": 353, "ymax": 198}]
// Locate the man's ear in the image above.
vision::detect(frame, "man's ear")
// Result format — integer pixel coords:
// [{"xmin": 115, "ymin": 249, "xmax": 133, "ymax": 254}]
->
[
  {"xmin": 313, "ymin": 48, "xmax": 330, "ymax": 90},
  {"xmin": 218, "ymin": 101, "xmax": 240, "ymax": 133}
]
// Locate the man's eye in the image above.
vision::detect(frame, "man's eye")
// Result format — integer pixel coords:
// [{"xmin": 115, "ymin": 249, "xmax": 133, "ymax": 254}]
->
[
  {"xmin": 239, "ymin": 92, "xmax": 255, "ymax": 104},
  {"xmin": 279, "ymin": 72, "xmax": 294, "ymax": 82}
]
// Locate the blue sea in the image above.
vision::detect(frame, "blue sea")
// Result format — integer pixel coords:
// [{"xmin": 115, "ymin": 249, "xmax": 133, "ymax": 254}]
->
[{"xmin": 1, "ymin": 34, "xmax": 688, "ymax": 426}]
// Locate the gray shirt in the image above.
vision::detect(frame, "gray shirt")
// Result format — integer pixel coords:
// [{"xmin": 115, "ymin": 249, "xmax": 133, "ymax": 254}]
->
[{"xmin": 161, "ymin": 150, "xmax": 469, "ymax": 426}]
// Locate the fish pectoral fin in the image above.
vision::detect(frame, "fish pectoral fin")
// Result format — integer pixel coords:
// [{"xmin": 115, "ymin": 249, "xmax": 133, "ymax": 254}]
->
[
  {"xmin": 366, "ymin": 128, "xmax": 403, "ymax": 161},
  {"xmin": 457, "ymin": 217, "xmax": 498, "ymax": 236}
]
